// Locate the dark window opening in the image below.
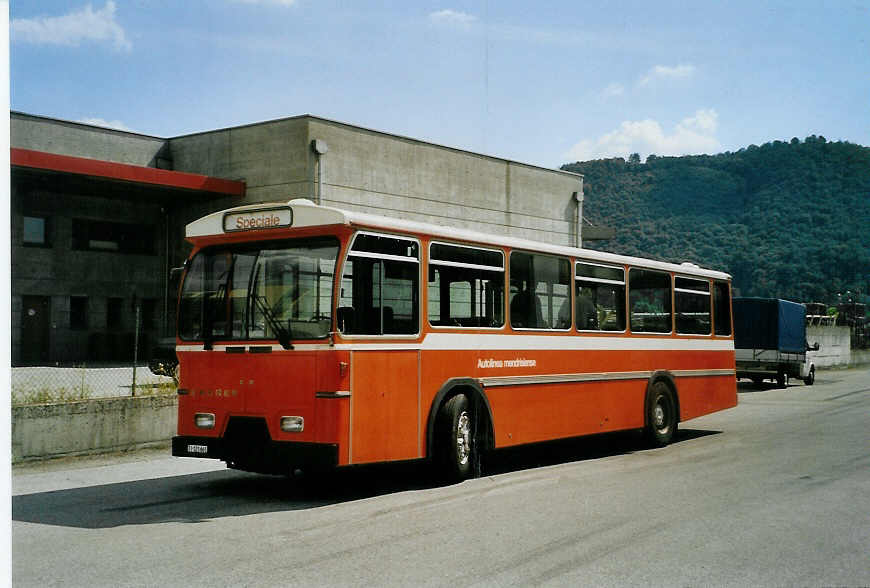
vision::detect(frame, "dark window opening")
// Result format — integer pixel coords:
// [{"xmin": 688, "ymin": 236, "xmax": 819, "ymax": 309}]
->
[
  {"xmin": 107, "ymin": 297, "xmax": 123, "ymax": 330},
  {"xmin": 141, "ymin": 298, "xmax": 158, "ymax": 331},
  {"xmin": 72, "ymin": 219, "xmax": 156, "ymax": 255},
  {"xmin": 70, "ymin": 296, "xmax": 88, "ymax": 330}
]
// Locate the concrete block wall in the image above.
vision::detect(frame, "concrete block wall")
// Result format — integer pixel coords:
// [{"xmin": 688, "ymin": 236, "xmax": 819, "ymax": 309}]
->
[
  {"xmin": 12, "ymin": 395, "xmax": 178, "ymax": 463},
  {"xmin": 806, "ymin": 325, "xmax": 851, "ymax": 368}
]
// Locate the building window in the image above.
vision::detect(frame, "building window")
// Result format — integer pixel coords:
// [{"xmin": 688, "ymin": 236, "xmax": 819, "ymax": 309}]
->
[
  {"xmin": 22, "ymin": 216, "xmax": 49, "ymax": 246},
  {"xmin": 72, "ymin": 219, "xmax": 156, "ymax": 254},
  {"xmin": 141, "ymin": 298, "xmax": 158, "ymax": 331},
  {"xmin": 107, "ymin": 297, "xmax": 123, "ymax": 329},
  {"xmin": 70, "ymin": 296, "xmax": 88, "ymax": 330}
]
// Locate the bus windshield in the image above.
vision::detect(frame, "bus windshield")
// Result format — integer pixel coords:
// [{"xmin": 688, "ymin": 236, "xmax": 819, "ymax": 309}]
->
[{"xmin": 178, "ymin": 238, "xmax": 339, "ymax": 343}]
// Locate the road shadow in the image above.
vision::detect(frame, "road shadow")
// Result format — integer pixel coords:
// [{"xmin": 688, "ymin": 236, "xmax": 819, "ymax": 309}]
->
[
  {"xmin": 12, "ymin": 428, "xmax": 719, "ymax": 530},
  {"xmin": 484, "ymin": 428, "xmax": 719, "ymax": 476}
]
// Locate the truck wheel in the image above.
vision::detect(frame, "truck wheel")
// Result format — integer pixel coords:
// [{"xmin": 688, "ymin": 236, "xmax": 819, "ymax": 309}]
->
[
  {"xmin": 645, "ymin": 381, "xmax": 677, "ymax": 447},
  {"xmin": 803, "ymin": 367, "xmax": 815, "ymax": 386},
  {"xmin": 436, "ymin": 394, "xmax": 477, "ymax": 482},
  {"xmin": 751, "ymin": 376, "xmax": 763, "ymax": 388},
  {"xmin": 777, "ymin": 372, "xmax": 787, "ymax": 388}
]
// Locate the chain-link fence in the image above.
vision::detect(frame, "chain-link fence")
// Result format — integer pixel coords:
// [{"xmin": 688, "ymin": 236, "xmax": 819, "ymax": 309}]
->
[{"xmin": 11, "ymin": 364, "xmax": 176, "ymax": 405}]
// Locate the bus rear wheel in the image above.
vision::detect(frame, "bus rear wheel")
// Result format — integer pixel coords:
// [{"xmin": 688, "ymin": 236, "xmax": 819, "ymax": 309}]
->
[
  {"xmin": 645, "ymin": 382, "xmax": 677, "ymax": 448},
  {"xmin": 437, "ymin": 394, "xmax": 477, "ymax": 482}
]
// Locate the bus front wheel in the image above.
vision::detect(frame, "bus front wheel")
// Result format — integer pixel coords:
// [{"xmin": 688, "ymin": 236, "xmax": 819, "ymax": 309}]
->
[
  {"xmin": 437, "ymin": 394, "xmax": 477, "ymax": 482},
  {"xmin": 645, "ymin": 382, "xmax": 677, "ymax": 448}
]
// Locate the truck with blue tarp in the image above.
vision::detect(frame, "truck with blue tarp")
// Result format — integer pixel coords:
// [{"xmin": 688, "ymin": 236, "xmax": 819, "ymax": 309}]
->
[{"xmin": 733, "ymin": 298, "xmax": 818, "ymax": 387}]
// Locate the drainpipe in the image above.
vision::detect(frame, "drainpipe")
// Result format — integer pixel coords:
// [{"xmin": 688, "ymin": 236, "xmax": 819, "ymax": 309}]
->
[
  {"xmin": 311, "ymin": 139, "xmax": 329, "ymax": 204},
  {"xmin": 574, "ymin": 178, "xmax": 585, "ymax": 248}
]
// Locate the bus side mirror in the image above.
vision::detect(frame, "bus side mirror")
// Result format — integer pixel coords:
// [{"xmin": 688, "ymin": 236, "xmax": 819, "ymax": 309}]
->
[{"xmin": 170, "ymin": 266, "xmax": 185, "ymax": 282}]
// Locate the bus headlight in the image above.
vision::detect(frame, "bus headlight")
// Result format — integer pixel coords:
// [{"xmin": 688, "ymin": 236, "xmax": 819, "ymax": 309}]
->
[
  {"xmin": 194, "ymin": 413, "xmax": 215, "ymax": 429},
  {"xmin": 280, "ymin": 416, "xmax": 304, "ymax": 433}
]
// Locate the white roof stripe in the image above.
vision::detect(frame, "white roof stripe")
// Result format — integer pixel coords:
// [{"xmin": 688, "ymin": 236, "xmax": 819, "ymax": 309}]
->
[{"xmin": 186, "ymin": 198, "xmax": 731, "ymax": 280}]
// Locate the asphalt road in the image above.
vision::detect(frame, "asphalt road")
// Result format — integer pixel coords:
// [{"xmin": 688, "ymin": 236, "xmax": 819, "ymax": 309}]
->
[{"xmin": 12, "ymin": 367, "xmax": 870, "ymax": 587}]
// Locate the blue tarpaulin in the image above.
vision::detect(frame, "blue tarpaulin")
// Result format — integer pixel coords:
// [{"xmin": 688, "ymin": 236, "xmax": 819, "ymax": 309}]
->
[{"xmin": 733, "ymin": 298, "xmax": 806, "ymax": 353}]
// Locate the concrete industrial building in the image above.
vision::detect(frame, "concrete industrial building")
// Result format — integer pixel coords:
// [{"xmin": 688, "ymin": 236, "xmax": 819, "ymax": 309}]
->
[{"xmin": 10, "ymin": 111, "xmax": 590, "ymax": 366}]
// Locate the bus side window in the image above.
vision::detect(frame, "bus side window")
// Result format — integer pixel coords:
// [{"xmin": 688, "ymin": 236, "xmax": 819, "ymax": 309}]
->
[
  {"xmin": 339, "ymin": 233, "xmax": 420, "ymax": 336},
  {"xmin": 629, "ymin": 268, "xmax": 672, "ymax": 334},
  {"xmin": 675, "ymin": 277, "xmax": 711, "ymax": 335},
  {"xmin": 713, "ymin": 280, "xmax": 732, "ymax": 336},
  {"xmin": 428, "ymin": 242, "xmax": 505, "ymax": 328},
  {"xmin": 575, "ymin": 262, "xmax": 626, "ymax": 332},
  {"xmin": 510, "ymin": 252, "xmax": 570, "ymax": 330}
]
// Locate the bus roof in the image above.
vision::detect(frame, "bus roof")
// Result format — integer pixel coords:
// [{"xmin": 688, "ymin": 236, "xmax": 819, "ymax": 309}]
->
[{"xmin": 186, "ymin": 198, "xmax": 732, "ymax": 280}]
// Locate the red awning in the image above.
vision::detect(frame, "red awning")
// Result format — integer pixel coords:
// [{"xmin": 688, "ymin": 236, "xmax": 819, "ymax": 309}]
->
[{"xmin": 11, "ymin": 148, "xmax": 245, "ymax": 197}]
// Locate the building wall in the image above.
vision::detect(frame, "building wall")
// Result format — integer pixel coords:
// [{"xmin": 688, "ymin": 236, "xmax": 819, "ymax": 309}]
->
[
  {"xmin": 309, "ymin": 118, "xmax": 583, "ymax": 246},
  {"xmin": 170, "ymin": 116, "xmax": 584, "ymax": 246},
  {"xmin": 11, "ymin": 112, "xmax": 168, "ymax": 166}
]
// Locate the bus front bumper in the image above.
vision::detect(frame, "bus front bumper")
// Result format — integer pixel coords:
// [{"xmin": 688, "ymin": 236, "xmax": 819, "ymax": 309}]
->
[{"xmin": 172, "ymin": 436, "xmax": 339, "ymax": 473}]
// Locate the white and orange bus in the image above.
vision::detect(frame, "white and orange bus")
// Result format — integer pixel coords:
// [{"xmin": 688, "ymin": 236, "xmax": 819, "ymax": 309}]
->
[{"xmin": 172, "ymin": 198, "xmax": 737, "ymax": 480}]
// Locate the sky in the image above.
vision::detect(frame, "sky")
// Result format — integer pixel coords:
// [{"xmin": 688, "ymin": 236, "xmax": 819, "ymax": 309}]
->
[{"xmin": 8, "ymin": 0, "xmax": 870, "ymax": 168}]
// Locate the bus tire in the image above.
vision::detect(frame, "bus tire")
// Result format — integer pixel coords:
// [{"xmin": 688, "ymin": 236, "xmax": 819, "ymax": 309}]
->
[
  {"xmin": 437, "ymin": 394, "xmax": 476, "ymax": 482},
  {"xmin": 645, "ymin": 381, "xmax": 677, "ymax": 448}
]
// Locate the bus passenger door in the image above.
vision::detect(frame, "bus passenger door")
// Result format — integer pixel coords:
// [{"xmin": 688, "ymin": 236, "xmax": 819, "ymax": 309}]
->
[{"xmin": 349, "ymin": 350, "xmax": 420, "ymax": 464}]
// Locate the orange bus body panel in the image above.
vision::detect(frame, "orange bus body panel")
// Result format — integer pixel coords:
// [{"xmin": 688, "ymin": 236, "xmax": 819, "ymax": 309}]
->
[{"xmin": 350, "ymin": 350, "xmax": 420, "ymax": 464}]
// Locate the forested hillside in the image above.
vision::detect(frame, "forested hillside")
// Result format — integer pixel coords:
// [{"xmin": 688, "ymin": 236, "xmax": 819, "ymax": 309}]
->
[{"xmin": 562, "ymin": 137, "xmax": 870, "ymax": 303}]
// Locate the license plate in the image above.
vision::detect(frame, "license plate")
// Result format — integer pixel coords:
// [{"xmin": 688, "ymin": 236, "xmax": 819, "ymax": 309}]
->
[{"xmin": 187, "ymin": 444, "xmax": 209, "ymax": 454}]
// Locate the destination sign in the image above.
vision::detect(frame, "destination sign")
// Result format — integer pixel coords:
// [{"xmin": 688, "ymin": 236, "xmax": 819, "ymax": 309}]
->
[{"xmin": 223, "ymin": 207, "xmax": 293, "ymax": 232}]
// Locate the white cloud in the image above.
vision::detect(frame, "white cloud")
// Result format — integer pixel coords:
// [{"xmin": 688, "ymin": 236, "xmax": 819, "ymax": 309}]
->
[
  {"xmin": 638, "ymin": 64, "xmax": 696, "ymax": 86},
  {"xmin": 600, "ymin": 83, "xmax": 625, "ymax": 99},
  {"xmin": 565, "ymin": 109, "xmax": 721, "ymax": 162},
  {"xmin": 11, "ymin": 1, "xmax": 131, "ymax": 52},
  {"xmin": 429, "ymin": 9, "xmax": 477, "ymax": 29},
  {"xmin": 77, "ymin": 117, "xmax": 136, "ymax": 133}
]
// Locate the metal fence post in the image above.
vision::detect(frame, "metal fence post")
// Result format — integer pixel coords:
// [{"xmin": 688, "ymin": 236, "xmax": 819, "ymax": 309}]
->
[{"xmin": 132, "ymin": 302, "xmax": 140, "ymax": 396}]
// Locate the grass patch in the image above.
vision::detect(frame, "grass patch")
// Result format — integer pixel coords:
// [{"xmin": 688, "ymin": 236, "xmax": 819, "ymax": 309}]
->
[{"xmin": 12, "ymin": 385, "xmax": 93, "ymax": 406}]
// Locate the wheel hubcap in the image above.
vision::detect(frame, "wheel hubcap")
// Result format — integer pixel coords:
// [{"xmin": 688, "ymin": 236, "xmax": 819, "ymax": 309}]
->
[
  {"xmin": 456, "ymin": 411, "xmax": 471, "ymax": 466},
  {"xmin": 654, "ymin": 404, "xmax": 665, "ymax": 428}
]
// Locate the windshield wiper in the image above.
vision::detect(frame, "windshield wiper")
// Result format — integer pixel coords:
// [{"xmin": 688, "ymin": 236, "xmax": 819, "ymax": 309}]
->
[
  {"xmin": 248, "ymin": 263, "xmax": 293, "ymax": 350},
  {"xmin": 252, "ymin": 295, "xmax": 293, "ymax": 350}
]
